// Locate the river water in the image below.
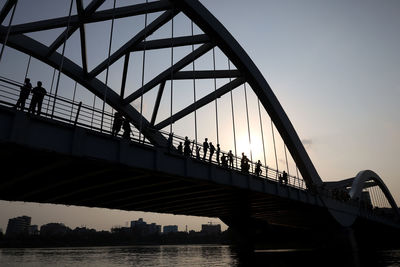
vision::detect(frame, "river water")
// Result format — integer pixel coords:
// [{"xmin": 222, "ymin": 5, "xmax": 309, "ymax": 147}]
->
[{"xmin": 0, "ymin": 245, "xmax": 399, "ymax": 267}]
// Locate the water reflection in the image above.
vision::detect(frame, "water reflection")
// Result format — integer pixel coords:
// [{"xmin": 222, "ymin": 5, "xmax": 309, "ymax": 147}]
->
[{"xmin": 0, "ymin": 245, "xmax": 399, "ymax": 267}]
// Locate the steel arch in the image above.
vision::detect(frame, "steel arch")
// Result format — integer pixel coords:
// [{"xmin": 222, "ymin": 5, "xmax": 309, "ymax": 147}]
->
[
  {"xmin": 0, "ymin": 0, "xmax": 323, "ymax": 188},
  {"xmin": 350, "ymin": 170, "xmax": 400, "ymax": 220}
]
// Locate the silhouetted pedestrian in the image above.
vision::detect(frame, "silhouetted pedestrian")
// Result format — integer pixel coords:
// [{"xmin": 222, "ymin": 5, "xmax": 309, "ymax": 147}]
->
[
  {"xmin": 282, "ymin": 170, "xmax": 288, "ymax": 185},
  {"xmin": 177, "ymin": 142, "xmax": 183, "ymax": 155},
  {"xmin": 28, "ymin": 81, "xmax": 46, "ymax": 115},
  {"xmin": 209, "ymin": 142, "xmax": 215, "ymax": 162},
  {"xmin": 122, "ymin": 119, "xmax": 131, "ymax": 140},
  {"xmin": 241, "ymin": 153, "xmax": 249, "ymax": 173},
  {"xmin": 221, "ymin": 153, "xmax": 228, "ymax": 168},
  {"xmin": 202, "ymin": 138, "xmax": 209, "ymax": 160},
  {"xmin": 15, "ymin": 78, "xmax": 32, "ymax": 111},
  {"xmin": 228, "ymin": 150, "xmax": 234, "ymax": 168},
  {"xmin": 184, "ymin": 136, "xmax": 191, "ymax": 157},
  {"xmin": 112, "ymin": 111, "xmax": 123, "ymax": 137},
  {"xmin": 216, "ymin": 144, "xmax": 221, "ymax": 165},
  {"xmin": 196, "ymin": 146, "xmax": 201, "ymax": 160},
  {"xmin": 255, "ymin": 160, "xmax": 262, "ymax": 176}
]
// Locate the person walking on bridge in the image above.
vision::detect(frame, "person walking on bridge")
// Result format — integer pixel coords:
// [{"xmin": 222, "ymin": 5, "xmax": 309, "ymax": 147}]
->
[
  {"xmin": 15, "ymin": 78, "xmax": 32, "ymax": 111},
  {"xmin": 28, "ymin": 81, "xmax": 46, "ymax": 116}
]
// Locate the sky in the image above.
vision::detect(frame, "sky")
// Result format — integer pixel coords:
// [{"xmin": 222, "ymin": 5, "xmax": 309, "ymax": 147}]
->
[{"xmin": 0, "ymin": 0, "xmax": 399, "ymax": 232}]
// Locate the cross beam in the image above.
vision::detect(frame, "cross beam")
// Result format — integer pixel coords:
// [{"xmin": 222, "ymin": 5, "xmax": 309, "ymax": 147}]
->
[
  {"xmin": 171, "ymin": 70, "xmax": 241, "ymax": 80},
  {"xmin": 8, "ymin": 1, "xmax": 172, "ymax": 35},
  {"xmin": 89, "ymin": 9, "xmax": 178, "ymax": 78},
  {"xmin": 155, "ymin": 77, "xmax": 245, "ymax": 130},
  {"xmin": 123, "ymin": 42, "xmax": 215, "ymax": 104},
  {"xmin": 132, "ymin": 34, "xmax": 210, "ymax": 51}
]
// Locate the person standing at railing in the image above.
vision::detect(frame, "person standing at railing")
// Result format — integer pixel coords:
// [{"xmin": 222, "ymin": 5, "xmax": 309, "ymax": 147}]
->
[
  {"xmin": 282, "ymin": 170, "xmax": 288, "ymax": 185},
  {"xmin": 28, "ymin": 81, "xmax": 46, "ymax": 116},
  {"xmin": 177, "ymin": 142, "xmax": 183, "ymax": 155},
  {"xmin": 216, "ymin": 144, "xmax": 221, "ymax": 165},
  {"xmin": 112, "ymin": 111, "xmax": 123, "ymax": 137},
  {"xmin": 209, "ymin": 142, "xmax": 215, "ymax": 163},
  {"xmin": 202, "ymin": 138, "xmax": 209, "ymax": 160},
  {"xmin": 15, "ymin": 78, "xmax": 32, "ymax": 111},
  {"xmin": 195, "ymin": 146, "xmax": 201, "ymax": 160},
  {"xmin": 184, "ymin": 136, "xmax": 191, "ymax": 157},
  {"xmin": 228, "ymin": 150, "xmax": 234, "ymax": 169},
  {"xmin": 122, "ymin": 119, "xmax": 131, "ymax": 140},
  {"xmin": 255, "ymin": 160, "xmax": 262, "ymax": 177}
]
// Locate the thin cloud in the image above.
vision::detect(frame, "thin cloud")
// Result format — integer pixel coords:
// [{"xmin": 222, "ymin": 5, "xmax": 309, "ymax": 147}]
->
[{"xmin": 302, "ymin": 139, "xmax": 313, "ymax": 149}]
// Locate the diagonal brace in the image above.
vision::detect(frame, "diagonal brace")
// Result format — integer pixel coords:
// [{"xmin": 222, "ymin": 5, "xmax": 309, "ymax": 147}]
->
[
  {"xmin": 155, "ymin": 77, "xmax": 245, "ymax": 130},
  {"xmin": 123, "ymin": 42, "xmax": 215, "ymax": 105}
]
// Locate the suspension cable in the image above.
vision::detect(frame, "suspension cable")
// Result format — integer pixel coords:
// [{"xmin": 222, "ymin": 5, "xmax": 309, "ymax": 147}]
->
[
  {"xmin": 257, "ymin": 99, "xmax": 267, "ymax": 170},
  {"xmin": 24, "ymin": 56, "xmax": 31, "ymax": 80},
  {"xmin": 284, "ymin": 144, "xmax": 290, "ymax": 175},
  {"xmin": 138, "ymin": 0, "xmax": 149, "ymax": 142},
  {"xmin": 244, "ymin": 83, "xmax": 253, "ymax": 172},
  {"xmin": 296, "ymin": 166, "xmax": 300, "ymax": 187},
  {"xmin": 169, "ymin": 11, "xmax": 174, "ymax": 134},
  {"xmin": 228, "ymin": 60, "xmax": 238, "ymax": 167},
  {"xmin": 101, "ymin": 0, "xmax": 117, "ymax": 132},
  {"xmin": 0, "ymin": 0, "xmax": 18, "ymax": 63},
  {"xmin": 212, "ymin": 48, "xmax": 219, "ymax": 144},
  {"xmin": 70, "ymin": 81, "xmax": 77, "ymax": 121},
  {"xmin": 191, "ymin": 21, "xmax": 198, "ymax": 144},
  {"xmin": 51, "ymin": 0, "xmax": 74, "ymax": 118},
  {"xmin": 45, "ymin": 68, "xmax": 57, "ymax": 114},
  {"xmin": 271, "ymin": 119, "xmax": 279, "ymax": 179}
]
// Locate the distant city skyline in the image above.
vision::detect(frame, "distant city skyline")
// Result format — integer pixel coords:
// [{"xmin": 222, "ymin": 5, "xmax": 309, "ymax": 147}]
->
[{"xmin": 0, "ymin": 0, "xmax": 399, "ymax": 232}]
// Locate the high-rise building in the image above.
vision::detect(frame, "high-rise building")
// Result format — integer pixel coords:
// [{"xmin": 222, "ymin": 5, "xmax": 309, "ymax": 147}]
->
[
  {"xmin": 5, "ymin": 216, "xmax": 31, "ymax": 236},
  {"xmin": 130, "ymin": 218, "xmax": 161, "ymax": 235},
  {"xmin": 163, "ymin": 225, "xmax": 178, "ymax": 234}
]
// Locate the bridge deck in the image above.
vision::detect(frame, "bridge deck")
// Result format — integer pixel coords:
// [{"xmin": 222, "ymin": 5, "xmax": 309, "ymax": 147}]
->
[{"xmin": 0, "ymin": 105, "xmax": 398, "ymax": 230}]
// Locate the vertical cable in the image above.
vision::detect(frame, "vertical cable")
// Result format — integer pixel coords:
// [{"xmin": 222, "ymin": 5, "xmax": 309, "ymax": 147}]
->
[
  {"xmin": 45, "ymin": 68, "xmax": 57, "ymax": 114},
  {"xmin": 101, "ymin": 0, "xmax": 116, "ymax": 132},
  {"xmin": 70, "ymin": 81, "xmax": 77, "ymax": 121},
  {"xmin": 191, "ymin": 21, "xmax": 198, "ymax": 144},
  {"xmin": 284, "ymin": 144, "xmax": 290, "ymax": 175},
  {"xmin": 24, "ymin": 56, "xmax": 31, "ymax": 80},
  {"xmin": 296, "ymin": 166, "xmax": 301, "ymax": 188},
  {"xmin": 228, "ymin": 60, "xmax": 238, "ymax": 167},
  {"xmin": 0, "ymin": 1, "xmax": 18, "ymax": 63},
  {"xmin": 257, "ymin": 99, "xmax": 267, "ymax": 170},
  {"xmin": 51, "ymin": 0, "xmax": 74, "ymax": 118},
  {"xmin": 169, "ymin": 12, "xmax": 174, "ymax": 134},
  {"xmin": 244, "ymin": 83, "xmax": 253, "ymax": 172},
  {"xmin": 139, "ymin": 0, "xmax": 149, "ymax": 142},
  {"xmin": 271, "ymin": 120, "xmax": 279, "ymax": 179},
  {"xmin": 212, "ymin": 48, "xmax": 219, "ymax": 144}
]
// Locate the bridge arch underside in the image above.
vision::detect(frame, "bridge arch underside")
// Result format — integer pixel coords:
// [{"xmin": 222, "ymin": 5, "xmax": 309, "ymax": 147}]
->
[{"xmin": 0, "ymin": 0, "xmax": 321, "ymax": 189}]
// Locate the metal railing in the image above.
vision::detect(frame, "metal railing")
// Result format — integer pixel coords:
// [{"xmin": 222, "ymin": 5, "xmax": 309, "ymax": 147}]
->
[
  {"xmin": 1, "ymin": 76, "xmax": 398, "ymax": 222},
  {"xmin": 0, "ymin": 76, "xmax": 144, "ymax": 143}
]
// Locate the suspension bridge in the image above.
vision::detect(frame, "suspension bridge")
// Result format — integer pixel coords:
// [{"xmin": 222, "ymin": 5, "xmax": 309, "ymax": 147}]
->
[{"xmin": 0, "ymin": 0, "xmax": 399, "ymax": 247}]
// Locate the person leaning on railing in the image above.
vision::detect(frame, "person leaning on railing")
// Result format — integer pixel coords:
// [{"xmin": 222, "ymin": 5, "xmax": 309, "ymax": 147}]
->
[{"xmin": 14, "ymin": 78, "xmax": 32, "ymax": 111}]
